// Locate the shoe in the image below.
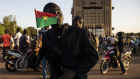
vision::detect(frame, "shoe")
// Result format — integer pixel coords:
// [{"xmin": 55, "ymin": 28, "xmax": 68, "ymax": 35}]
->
[{"xmin": 120, "ymin": 72, "xmax": 127, "ymax": 75}]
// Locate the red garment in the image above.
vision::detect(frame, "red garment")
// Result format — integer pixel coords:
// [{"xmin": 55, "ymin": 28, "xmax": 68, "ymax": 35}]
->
[{"xmin": 2, "ymin": 34, "xmax": 11, "ymax": 47}]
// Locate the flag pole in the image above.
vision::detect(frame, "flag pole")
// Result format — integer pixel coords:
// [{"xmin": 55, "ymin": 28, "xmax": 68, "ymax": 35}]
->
[{"xmin": 34, "ymin": 8, "xmax": 38, "ymax": 35}]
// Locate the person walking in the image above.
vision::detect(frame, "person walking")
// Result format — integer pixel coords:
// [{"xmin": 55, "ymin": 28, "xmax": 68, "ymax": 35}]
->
[
  {"xmin": 1, "ymin": 30, "xmax": 11, "ymax": 62},
  {"xmin": 14, "ymin": 28, "xmax": 22, "ymax": 51}
]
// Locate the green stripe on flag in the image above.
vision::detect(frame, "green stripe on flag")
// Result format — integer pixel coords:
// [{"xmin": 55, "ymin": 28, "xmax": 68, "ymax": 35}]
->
[{"xmin": 36, "ymin": 17, "xmax": 58, "ymax": 28}]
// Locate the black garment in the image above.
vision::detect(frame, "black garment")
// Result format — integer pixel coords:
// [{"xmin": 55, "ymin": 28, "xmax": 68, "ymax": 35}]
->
[
  {"xmin": 116, "ymin": 37, "xmax": 125, "ymax": 73},
  {"xmin": 99, "ymin": 37, "xmax": 103, "ymax": 44},
  {"xmin": 0, "ymin": 37, "xmax": 2, "ymax": 43},
  {"xmin": 2, "ymin": 47, "xmax": 10, "ymax": 61},
  {"xmin": 118, "ymin": 53, "xmax": 125, "ymax": 73},
  {"xmin": 138, "ymin": 42, "xmax": 140, "ymax": 48},
  {"xmin": 117, "ymin": 37, "xmax": 124, "ymax": 53},
  {"xmin": 38, "ymin": 28, "xmax": 63, "ymax": 79},
  {"xmin": 38, "ymin": 26, "xmax": 99, "ymax": 79},
  {"xmin": 19, "ymin": 35, "xmax": 29, "ymax": 53},
  {"xmin": 61, "ymin": 26, "xmax": 99, "ymax": 79}
]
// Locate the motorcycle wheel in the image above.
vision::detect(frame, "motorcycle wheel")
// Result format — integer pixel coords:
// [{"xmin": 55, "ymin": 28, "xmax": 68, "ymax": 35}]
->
[
  {"xmin": 15, "ymin": 57, "xmax": 28, "ymax": 71},
  {"xmin": 123, "ymin": 58, "xmax": 131, "ymax": 70},
  {"xmin": 5, "ymin": 58, "xmax": 16, "ymax": 72},
  {"xmin": 100, "ymin": 59, "xmax": 109, "ymax": 74}
]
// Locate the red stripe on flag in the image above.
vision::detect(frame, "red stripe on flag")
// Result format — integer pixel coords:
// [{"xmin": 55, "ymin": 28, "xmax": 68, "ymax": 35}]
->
[{"xmin": 35, "ymin": 10, "xmax": 57, "ymax": 18}]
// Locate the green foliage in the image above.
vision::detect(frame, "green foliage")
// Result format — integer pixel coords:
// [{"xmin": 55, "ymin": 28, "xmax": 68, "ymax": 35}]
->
[
  {"xmin": 124, "ymin": 32, "xmax": 140, "ymax": 38},
  {"xmin": 0, "ymin": 24, "xmax": 5, "ymax": 35},
  {"xmin": 2, "ymin": 15, "xmax": 17, "ymax": 36},
  {"xmin": 17, "ymin": 26, "xmax": 23, "ymax": 34},
  {"xmin": 136, "ymin": 32, "xmax": 140, "ymax": 38},
  {"xmin": 0, "ymin": 15, "xmax": 37, "ymax": 37},
  {"xmin": 26, "ymin": 26, "xmax": 37, "ymax": 36}
]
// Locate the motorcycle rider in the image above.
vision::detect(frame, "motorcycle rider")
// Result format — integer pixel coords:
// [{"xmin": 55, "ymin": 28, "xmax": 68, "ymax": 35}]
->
[
  {"xmin": 116, "ymin": 32, "xmax": 127, "ymax": 75},
  {"xmin": 133, "ymin": 37, "xmax": 139, "ymax": 46},
  {"xmin": 19, "ymin": 29, "xmax": 30, "ymax": 53},
  {"xmin": 19, "ymin": 29, "xmax": 40, "ymax": 72},
  {"xmin": 30, "ymin": 34, "xmax": 42, "ymax": 72}
]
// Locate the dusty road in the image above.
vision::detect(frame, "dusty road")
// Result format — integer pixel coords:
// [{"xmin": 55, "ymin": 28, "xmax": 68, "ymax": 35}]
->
[{"xmin": 0, "ymin": 53, "xmax": 140, "ymax": 79}]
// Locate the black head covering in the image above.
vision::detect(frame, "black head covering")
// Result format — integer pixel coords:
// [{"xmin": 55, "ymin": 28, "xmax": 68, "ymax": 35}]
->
[{"xmin": 43, "ymin": 3, "xmax": 60, "ymax": 13}]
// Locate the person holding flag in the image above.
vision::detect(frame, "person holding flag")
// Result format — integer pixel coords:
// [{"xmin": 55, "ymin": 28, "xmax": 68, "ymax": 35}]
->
[
  {"xmin": 36, "ymin": 2, "xmax": 99, "ymax": 79},
  {"xmin": 35, "ymin": 8, "xmax": 58, "ymax": 28}
]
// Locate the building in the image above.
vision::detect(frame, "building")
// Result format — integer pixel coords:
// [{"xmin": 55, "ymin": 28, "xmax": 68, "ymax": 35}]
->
[{"xmin": 71, "ymin": 0, "xmax": 114, "ymax": 37}]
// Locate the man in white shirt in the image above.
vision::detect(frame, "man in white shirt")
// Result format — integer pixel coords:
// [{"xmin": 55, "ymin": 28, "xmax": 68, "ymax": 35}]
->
[
  {"xmin": 10, "ymin": 34, "xmax": 14, "ymax": 50},
  {"xmin": 14, "ymin": 28, "xmax": 22, "ymax": 51}
]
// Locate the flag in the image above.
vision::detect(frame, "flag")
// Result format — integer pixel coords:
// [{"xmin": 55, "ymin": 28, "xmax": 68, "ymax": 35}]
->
[{"xmin": 35, "ymin": 9, "xmax": 58, "ymax": 28}]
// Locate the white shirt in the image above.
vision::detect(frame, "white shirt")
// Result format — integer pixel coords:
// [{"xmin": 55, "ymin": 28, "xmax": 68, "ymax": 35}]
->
[
  {"xmin": 27, "ymin": 35, "xmax": 30, "ymax": 43},
  {"xmin": 10, "ymin": 37, "xmax": 14, "ymax": 46},
  {"xmin": 14, "ymin": 32, "xmax": 22, "ymax": 46},
  {"xmin": 110, "ymin": 37, "xmax": 116, "ymax": 44}
]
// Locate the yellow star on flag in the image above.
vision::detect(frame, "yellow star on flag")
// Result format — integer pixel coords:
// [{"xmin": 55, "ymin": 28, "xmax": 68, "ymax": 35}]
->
[{"xmin": 43, "ymin": 16, "xmax": 48, "ymax": 20}]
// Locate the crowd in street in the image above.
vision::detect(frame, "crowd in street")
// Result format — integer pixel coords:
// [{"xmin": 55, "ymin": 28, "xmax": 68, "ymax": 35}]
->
[
  {"xmin": 0, "ymin": 28, "xmax": 49, "ymax": 78},
  {"xmin": 0, "ymin": 2, "xmax": 140, "ymax": 79}
]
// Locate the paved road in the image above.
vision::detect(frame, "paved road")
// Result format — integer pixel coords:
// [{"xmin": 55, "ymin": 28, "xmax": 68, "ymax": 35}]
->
[
  {"xmin": 0, "ymin": 53, "xmax": 140, "ymax": 79},
  {"xmin": 88, "ymin": 53, "xmax": 140, "ymax": 79}
]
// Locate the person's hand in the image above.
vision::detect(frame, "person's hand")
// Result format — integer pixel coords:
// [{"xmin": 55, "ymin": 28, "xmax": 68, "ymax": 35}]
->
[{"xmin": 58, "ymin": 69, "xmax": 76, "ymax": 79}]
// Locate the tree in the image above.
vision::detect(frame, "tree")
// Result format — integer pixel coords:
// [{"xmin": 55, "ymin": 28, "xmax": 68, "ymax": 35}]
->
[
  {"xmin": 26, "ymin": 26, "xmax": 37, "ymax": 36},
  {"xmin": 137, "ymin": 32, "xmax": 140, "ymax": 38},
  {"xmin": 0, "ymin": 24, "xmax": 5, "ymax": 35},
  {"xmin": 17, "ymin": 26, "xmax": 23, "ymax": 34},
  {"xmin": 3, "ymin": 15, "xmax": 18, "ymax": 36}
]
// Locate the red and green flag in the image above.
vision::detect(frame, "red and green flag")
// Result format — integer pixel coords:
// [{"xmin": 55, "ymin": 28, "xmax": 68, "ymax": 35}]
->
[{"xmin": 35, "ymin": 9, "xmax": 58, "ymax": 28}]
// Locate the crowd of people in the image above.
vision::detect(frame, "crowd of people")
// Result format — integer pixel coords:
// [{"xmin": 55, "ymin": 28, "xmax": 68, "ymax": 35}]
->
[{"xmin": 0, "ymin": 2, "xmax": 140, "ymax": 79}]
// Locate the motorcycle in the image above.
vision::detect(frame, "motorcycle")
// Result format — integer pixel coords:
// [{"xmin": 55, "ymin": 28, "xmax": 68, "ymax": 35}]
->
[
  {"xmin": 5, "ymin": 49, "xmax": 39, "ymax": 72},
  {"xmin": 100, "ymin": 46, "xmax": 132, "ymax": 74}
]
